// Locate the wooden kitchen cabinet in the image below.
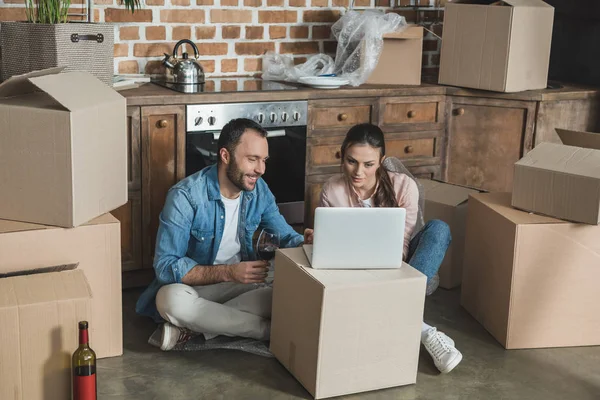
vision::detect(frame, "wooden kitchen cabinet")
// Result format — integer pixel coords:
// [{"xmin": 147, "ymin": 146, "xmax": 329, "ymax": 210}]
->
[
  {"xmin": 446, "ymin": 96, "xmax": 536, "ymax": 192},
  {"xmin": 113, "ymin": 107, "xmax": 144, "ymax": 278},
  {"xmin": 112, "ymin": 192, "xmax": 142, "ymax": 272},
  {"xmin": 119, "ymin": 82, "xmax": 599, "ymax": 287},
  {"xmin": 304, "ymin": 96, "xmax": 446, "ymax": 227},
  {"xmin": 113, "ymin": 105, "xmax": 186, "ymax": 288},
  {"xmin": 141, "ymin": 105, "xmax": 187, "ymax": 269}
]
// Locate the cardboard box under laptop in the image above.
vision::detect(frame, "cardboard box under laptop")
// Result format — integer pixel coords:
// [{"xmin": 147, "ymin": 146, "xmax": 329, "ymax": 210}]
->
[
  {"xmin": 366, "ymin": 25, "xmax": 423, "ymax": 86},
  {"xmin": 0, "ymin": 67, "xmax": 128, "ymax": 228},
  {"xmin": 439, "ymin": 0, "xmax": 555, "ymax": 92},
  {"xmin": 270, "ymin": 248, "xmax": 426, "ymax": 399},
  {"xmin": 462, "ymin": 193, "xmax": 600, "ymax": 349},
  {"xmin": 512, "ymin": 128, "xmax": 600, "ymax": 225},
  {"xmin": 0, "ymin": 267, "xmax": 92, "ymax": 400},
  {"xmin": 418, "ymin": 179, "xmax": 482, "ymax": 289},
  {"xmin": 0, "ymin": 213, "xmax": 123, "ymax": 358}
]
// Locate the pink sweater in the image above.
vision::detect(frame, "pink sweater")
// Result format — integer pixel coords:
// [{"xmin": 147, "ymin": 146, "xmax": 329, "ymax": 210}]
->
[{"xmin": 319, "ymin": 171, "xmax": 419, "ymax": 259}]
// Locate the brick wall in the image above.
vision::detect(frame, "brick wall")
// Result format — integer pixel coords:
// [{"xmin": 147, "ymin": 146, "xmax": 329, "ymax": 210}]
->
[{"xmin": 0, "ymin": 0, "xmax": 443, "ymax": 78}]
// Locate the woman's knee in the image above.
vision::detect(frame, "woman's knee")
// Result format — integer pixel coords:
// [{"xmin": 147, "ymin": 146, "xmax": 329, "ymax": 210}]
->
[
  {"xmin": 425, "ymin": 219, "xmax": 452, "ymax": 245},
  {"xmin": 156, "ymin": 283, "xmax": 198, "ymax": 321}
]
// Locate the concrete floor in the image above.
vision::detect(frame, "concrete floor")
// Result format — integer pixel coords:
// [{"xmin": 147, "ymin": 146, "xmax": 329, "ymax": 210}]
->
[{"xmin": 98, "ymin": 287, "xmax": 600, "ymax": 400}]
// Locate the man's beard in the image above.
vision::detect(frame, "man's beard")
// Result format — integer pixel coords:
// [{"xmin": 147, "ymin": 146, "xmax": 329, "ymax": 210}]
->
[{"xmin": 226, "ymin": 156, "xmax": 259, "ymax": 192}]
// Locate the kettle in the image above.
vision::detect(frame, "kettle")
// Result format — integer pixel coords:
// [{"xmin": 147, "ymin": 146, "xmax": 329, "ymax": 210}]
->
[{"xmin": 162, "ymin": 39, "xmax": 205, "ymax": 85}]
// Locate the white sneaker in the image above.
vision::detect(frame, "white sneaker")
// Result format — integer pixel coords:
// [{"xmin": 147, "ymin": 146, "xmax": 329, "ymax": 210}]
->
[
  {"xmin": 422, "ymin": 327, "xmax": 462, "ymax": 374},
  {"xmin": 160, "ymin": 322, "xmax": 196, "ymax": 351}
]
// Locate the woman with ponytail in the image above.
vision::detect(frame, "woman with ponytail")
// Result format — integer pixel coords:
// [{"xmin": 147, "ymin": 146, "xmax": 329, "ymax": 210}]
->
[{"xmin": 318, "ymin": 123, "xmax": 462, "ymax": 374}]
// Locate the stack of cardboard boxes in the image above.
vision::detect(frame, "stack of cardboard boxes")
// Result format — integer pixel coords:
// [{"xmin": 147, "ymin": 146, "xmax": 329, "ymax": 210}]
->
[
  {"xmin": 0, "ymin": 67, "xmax": 127, "ymax": 399},
  {"xmin": 461, "ymin": 128, "xmax": 600, "ymax": 349}
]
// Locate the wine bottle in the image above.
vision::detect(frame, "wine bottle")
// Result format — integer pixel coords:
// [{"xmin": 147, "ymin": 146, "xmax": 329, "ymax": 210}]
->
[{"xmin": 72, "ymin": 321, "xmax": 97, "ymax": 400}]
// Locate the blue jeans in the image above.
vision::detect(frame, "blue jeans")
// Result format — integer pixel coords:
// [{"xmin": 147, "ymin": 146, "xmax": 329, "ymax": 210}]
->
[{"xmin": 406, "ymin": 220, "xmax": 451, "ymax": 283}]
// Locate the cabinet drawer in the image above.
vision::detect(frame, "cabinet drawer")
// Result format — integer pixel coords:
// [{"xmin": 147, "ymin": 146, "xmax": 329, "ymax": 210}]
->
[
  {"xmin": 383, "ymin": 102, "xmax": 438, "ymax": 125},
  {"xmin": 310, "ymin": 105, "xmax": 371, "ymax": 129},
  {"xmin": 306, "ymin": 136, "xmax": 345, "ymax": 174},
  {"xmin": 385, "ymin": 138, "xmax": 435, "ymax": 159}
]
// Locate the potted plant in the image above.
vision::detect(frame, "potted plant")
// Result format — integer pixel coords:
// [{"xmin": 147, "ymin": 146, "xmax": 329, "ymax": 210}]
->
[{"xmin": 0, "ymin": 0, "xmax": 142, "ymax": 86}]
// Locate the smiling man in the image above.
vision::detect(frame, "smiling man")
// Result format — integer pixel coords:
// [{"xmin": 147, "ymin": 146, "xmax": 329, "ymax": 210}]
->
[{"xmin": 136, "ymin": 118, "xmax": 312, "ymax": 351}]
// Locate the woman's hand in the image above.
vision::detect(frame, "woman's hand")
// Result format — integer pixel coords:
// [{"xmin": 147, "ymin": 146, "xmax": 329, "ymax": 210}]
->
[{"xmin": 303, "ymin": 228, "xmax": 314, "ymax": 244}]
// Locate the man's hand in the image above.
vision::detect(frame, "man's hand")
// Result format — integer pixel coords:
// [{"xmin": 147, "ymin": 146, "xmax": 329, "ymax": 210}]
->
[
  {"xmin": 303, "ymin": 228, "xmax": 314, "ymax": 245},
  {"xmin": 227, "ymin": 261, "xmax": 269, "ymax": 284}
]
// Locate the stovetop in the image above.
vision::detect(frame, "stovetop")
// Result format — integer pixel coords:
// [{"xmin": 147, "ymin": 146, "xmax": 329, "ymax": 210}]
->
[{"xmin": 151, "ymin": 77, "xmax": 299, "ymax": 94}]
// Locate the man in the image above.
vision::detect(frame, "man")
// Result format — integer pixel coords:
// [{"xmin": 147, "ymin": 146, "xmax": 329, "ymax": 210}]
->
[{"xmin": 136, "ymin": 118, "xmax": 313, "ymax": 351}]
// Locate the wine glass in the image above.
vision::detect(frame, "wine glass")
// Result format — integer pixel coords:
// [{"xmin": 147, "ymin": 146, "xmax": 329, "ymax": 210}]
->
[{"xmin": 256, "ymin": 229, "xmax": 280, "ymax": 282}]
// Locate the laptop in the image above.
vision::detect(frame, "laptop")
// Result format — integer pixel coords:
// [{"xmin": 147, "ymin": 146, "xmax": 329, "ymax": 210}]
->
[{"xmin": 303, "ymin": 207, "xmax": 406, "ymax": 269}]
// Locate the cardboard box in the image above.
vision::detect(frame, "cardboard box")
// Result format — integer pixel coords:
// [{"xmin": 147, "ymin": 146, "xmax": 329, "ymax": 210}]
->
[
  {"xmin": 462, "ymin": 192, "xmax": 600, "ymax": 349},
  {"xmin": 0, "ymin": 269, "xmax": 92, "ymax": 400},
  {"xmin": 0, "ymin": 213, "xmax": 123, "ymax": 358},
  {"xmin": 512, "ymin": 129, "xmax": 600, "ymax": 225},
  {"xmin": 419, "ymin": 179, "xmax": 481, "ymax": 289},
  {"xmin": 270, "ymin": 248, "xmax": 426, "ymax": 399},
  {"xmin": 439, "ymin": 0, "xmax": 555, "ymax": 92},
  {"xmin": 0, "ymin": 67, "xmax": 128, "ymax": 227},
  {"xmin": 366, "ymin": 25, "xmax": 423, "ymax": 86}
]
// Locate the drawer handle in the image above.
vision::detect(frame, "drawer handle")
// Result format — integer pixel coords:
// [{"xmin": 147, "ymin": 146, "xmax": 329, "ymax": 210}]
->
[
  {"xmin": 454, "ymin": 108, "xmax": 465, "ymax": 116},
  {"xmin": 157, "ymin": 119, "xmax": 169, "ymax": 128},
  {"xmin": 407, "ymin": 110, "xmax": 417, "ymax": 118},
  {"xmin": 335, "ymin": 151, "xmax": 342, "ymax": 159},
  {"xmin": 404, "ymin": 145, "xmax": 414, "ymax": 154},
  {"xmin": 338, "ymin": 113, "xmax": 348, "ymax": 121}
]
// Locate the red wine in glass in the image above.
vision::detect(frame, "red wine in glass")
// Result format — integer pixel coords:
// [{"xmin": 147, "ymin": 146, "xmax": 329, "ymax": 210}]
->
[
  {"xmin": 257, "ymin": 229, "xmax": 280, "ymax": 261},
  {"xmin": 258, "ymin": 246, "xmax": 277, "ymax": 261}
]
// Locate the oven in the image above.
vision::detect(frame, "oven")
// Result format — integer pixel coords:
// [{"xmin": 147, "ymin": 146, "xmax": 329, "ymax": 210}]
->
[{"xmin": 185, "ymin": 100, "xmax": 308, "ymax": 224}]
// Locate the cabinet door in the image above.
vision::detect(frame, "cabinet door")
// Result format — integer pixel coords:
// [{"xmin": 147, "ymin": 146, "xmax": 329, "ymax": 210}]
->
[
  {"xmin": 127, "ymin": 107, "xmax": 142, "ymax": 191},
  {"xmin": 113, "ymin": 107, "xmax": 144, "ymax": 274},
  {"xmin": 112, "ymin": 192, "xmax": 142, "ymax": 272},
  {"xmin": 446, "ymin": 97, "xmax": 536, "ymax": 192},
  {"xmin": 141, "ymin": 105, "xmax": 186, "ymax": 267}
]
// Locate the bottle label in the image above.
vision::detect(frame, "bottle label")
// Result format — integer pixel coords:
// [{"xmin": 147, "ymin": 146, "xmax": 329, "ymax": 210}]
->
[{"xmin": 73, "ymin": 374, "xmax": 96, "ymax": 400}]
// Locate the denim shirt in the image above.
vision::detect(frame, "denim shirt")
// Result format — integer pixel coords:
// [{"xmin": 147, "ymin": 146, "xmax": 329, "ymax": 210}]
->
[{"xmin": 136, "ymin": 164, "xmax": 304, "ymax": 321}]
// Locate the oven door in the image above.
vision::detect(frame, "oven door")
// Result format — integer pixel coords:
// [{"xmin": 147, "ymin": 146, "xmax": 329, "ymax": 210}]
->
[{"xmin": 186, "ymin": 126, "xmax": 307, "ymax": 224}]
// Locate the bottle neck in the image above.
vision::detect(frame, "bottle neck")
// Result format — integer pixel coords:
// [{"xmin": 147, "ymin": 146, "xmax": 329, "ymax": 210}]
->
[{"xmin": 79, "ymin": 328, "xmax": 89, "ymax": 347}]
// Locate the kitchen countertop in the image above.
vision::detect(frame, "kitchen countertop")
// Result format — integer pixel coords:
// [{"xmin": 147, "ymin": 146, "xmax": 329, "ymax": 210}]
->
[{"xmin": 121, "ymin": 79, "xmax": 600, "ymax": 106}]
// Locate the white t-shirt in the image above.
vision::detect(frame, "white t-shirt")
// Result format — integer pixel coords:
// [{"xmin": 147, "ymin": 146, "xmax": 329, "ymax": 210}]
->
[{"xmin": 213, "ymin": 195, "xmax": 242, "ymax": 265}]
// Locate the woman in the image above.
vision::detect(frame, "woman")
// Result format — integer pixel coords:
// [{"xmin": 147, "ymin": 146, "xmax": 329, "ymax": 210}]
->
[{"xmin": 318, "ymin": 123, "xmax": 462, "ymax": 374}]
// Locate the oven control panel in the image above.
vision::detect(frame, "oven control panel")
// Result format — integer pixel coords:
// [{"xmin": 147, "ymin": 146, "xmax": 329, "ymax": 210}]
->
[{"xmin": 186, "ymin": 101, "xmax": 308, "ymax": 132}]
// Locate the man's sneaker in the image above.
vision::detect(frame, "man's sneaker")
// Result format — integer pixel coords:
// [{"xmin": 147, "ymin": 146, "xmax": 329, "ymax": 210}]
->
[
  {"xmin": 422, "ymin": 327, "xmax": 462, "ymax": 374},
  {"xmin": 426, "ymin": 273, "xmax": 440, "ymax": 296},
  {"xmin": 160, "ymin": 322, "xmax": 196, "ymax": 351}
]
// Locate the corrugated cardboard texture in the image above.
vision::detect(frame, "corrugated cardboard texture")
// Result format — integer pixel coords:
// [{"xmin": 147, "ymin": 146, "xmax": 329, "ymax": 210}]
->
[
  {"xmin": 512, "ymin": 142, "xmax": 600, "ymax": 224},
  {"xmin": 557, "ymin": 128, "xmax": 600, "ymax": 150},
  {"xmin": 439, "ymin": 1, "xmax": 554, "ymax": 92},
  {"xmin": 366, "ymin": 25, "xmax": 423, "ymax": 85},
  {"xmin": 270, "ymin": 249, "xmax": 323, "ymax": 397},
  {"xmin": 504, "ymin": 1, "xmax": 554, "ymax": 92},
  {"xmin": 419, "ymin": 179, "xmax": 480, "ymax": 288},
  {"xmin": 0, "ymin": 68, "xmax": 127, "ymax": 227},
  {"xmin": 511, "ymin": 223, "xmax": 600, "ymax": 348},
  {"xmin": 271, "ymin": 248, "xmax": 425, "ymax": 399},
  {"xmin": 462, "ymin": 192, "xmax": 600, "ymax": 349},
  {"xmin": 461, "ymin": 193, "xmax": 517, "ymax": 346},
  {"xmin": 0, "ymin": 269, "xmax": 92, "ymax": 400},
  {"xmin": 0, "ymin": 214, "xmax": 122, "ymax": 358}
]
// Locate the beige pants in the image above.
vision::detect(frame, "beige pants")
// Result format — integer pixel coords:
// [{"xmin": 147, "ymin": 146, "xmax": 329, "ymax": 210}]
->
[{"xmin": 156, "ymin": 282, "xmax": 272, "ymax": 341}]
